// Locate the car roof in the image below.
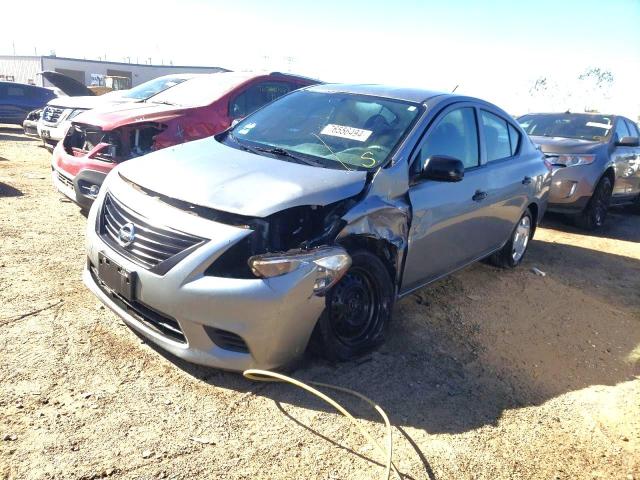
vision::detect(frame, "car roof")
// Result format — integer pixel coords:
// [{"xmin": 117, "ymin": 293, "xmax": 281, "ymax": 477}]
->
[
  {"xmin": 306, "ymin": 83, "xmax": 448, "ymax": 103},
  {"xmin": 206, "ymin": 71, "xmax": 320, "ymax": 84},
  {"xmin": 520, "ymin": 112, "xmax": 619, "ymax": 118},
  {"xmin": 0, "ymin": 81, "xmax": 50, "ymax": 90}
]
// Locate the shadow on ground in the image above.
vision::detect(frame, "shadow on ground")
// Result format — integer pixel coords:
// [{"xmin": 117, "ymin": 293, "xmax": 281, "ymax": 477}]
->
[
  {"xmin": 0, "ymin": 182, "xmax": 23, "ymax": 197},
  {"xmin": 541, "ymin": 209, "xmax": 640, "ymax": 243},
  {"xmin": 0, "ymin": 125, "xmax": 39, "ymax": 143},
  {"xmin": 137, "ymin": 227, "xmax": 640, "ymax": 447}
]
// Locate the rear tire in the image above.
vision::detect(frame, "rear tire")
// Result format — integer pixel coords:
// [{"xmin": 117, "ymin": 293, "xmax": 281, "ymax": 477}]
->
[
  {"xmin": 574, "ymin": 176, "xmax": 612, "ymax": 230},
  {"xmin": 489, "ymin": 208, "xmax": 533, "ymax": 269},
  {"xmin": 312, "ymin": 250, "xmax": 394, "ymax": 361}
]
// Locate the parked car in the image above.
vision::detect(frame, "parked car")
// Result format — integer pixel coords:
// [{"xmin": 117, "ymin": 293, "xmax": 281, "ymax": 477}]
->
[
  {"xmin": 38, "ymin": 72, "xmax": 197, "ymax": 150},
  {"xmin": 83, "ymin": 83, "xmax": 550, "ymax": 371},
  {"xmin": 518, "ymin": 112, "xmax": 640, "ymax": 229},
  {"xmin": 51, "ymin": 72, "xmax": 318, "ymax": 211},
  {"xmin": 22, "ymin": 109, "xmax": 42, "ymax": 138},
  {"xmin": 0, "ymin": 82, "xmax": 56, "ymax": 125}
]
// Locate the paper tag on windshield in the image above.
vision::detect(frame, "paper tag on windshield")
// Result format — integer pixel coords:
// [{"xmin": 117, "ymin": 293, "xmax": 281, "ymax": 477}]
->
[
  {"xmin": 321, "ymin": 124, "xmax": 372, "ymax": 142},
  {"xmin": 586, "ymin": 122, "xmax": 612, "ymax": 129}
]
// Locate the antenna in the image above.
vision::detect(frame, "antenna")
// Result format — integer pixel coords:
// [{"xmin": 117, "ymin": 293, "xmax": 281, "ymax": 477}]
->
[{"xmin": 452, "ymin": 84, "xmax": 459, "ymax": 93}]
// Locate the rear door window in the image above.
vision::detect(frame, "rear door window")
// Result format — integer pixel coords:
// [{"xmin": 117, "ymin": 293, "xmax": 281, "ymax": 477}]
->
[
  {"xmin": 614, "ymin": 119, "xmax": 630, "ymax": 141},
  {"xmin": 418, "ymin": 107, "xmax": 479, "ymax": 170},
  {"xmin": 481, "ymin": 111, "xmax": 512, "ymax": 161},
  {"xmin": 230, "ymin": 81, "xmax": 294, "ymax": 120},
  {"xmin": 508, "ymin": 123, "xmax": 520, "ymax": 156},
  {"xmin": 624, "ymin": 119, "xmax": 639, "ymax": 137}
]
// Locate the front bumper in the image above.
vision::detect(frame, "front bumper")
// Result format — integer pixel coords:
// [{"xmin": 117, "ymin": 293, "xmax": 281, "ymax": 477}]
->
[
  {"xmin": 23, "ymin": 120, "xmax": 39, "ymax": 138},
  {"xmin": 38, "ymin": 120, "xmax": 70, "ymax": 149},
  {"xmin": 83, "ymin": 180, "xmax": 327, "ymax": 371},
  {"xmin": 547, "ymin": 163, "xmax": 601, "ymax": 213},
  {"xmin": 51, "ymin": 142, "xmax": 111, "ymax": 210}
]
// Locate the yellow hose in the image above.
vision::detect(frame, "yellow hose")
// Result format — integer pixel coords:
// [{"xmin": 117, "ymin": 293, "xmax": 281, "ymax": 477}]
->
[{"xmin": 243, "ymin": 369, "xmax": 400, "ymax": 480}]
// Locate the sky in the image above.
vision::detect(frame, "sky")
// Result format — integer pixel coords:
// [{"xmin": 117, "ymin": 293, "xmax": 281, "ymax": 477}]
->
[{"xmin": 2, "ymin": 0, "xmax": 639, "ymax": 118}]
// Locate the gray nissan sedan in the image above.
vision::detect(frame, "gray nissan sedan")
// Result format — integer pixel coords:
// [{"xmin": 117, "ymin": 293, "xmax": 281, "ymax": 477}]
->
[{"xmin": 84, "ymin": 84, "xmax": 551, "ymax": 371}]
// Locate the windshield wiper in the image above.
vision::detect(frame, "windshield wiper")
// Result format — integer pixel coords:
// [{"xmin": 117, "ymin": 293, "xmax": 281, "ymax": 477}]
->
[
  {"xmin": 150, "ymin": 100, "xmax": 176, "ymax": 106},
  {"xmin": 253, "ymin": 146, "xmax": 322, "ymax": 167},
  {"xmin": 227, "ymin": 132, "xmax": 324, "ymax": 167}
]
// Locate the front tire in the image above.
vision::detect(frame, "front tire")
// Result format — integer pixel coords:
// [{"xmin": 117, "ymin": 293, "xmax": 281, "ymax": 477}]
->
[
  {"xmin": 489, "ymin": 208, "xmax": 533, "ymax": 268},
  {"xmin": 575, "ymin": 176, "xmax": 612, "ymax": 230},
  {"xmin": 312, "ymin": 250, "xmax": 394, "ymax": 361}
]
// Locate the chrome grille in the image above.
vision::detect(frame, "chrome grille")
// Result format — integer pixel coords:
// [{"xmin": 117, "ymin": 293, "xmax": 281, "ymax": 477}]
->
[
  {"xmin": 100, "ymin": 193, "xmax": 204, "ymax": 270},
  {"xmin": 43, "ymin": 106, "xmax": 64, "ymax": 124}
]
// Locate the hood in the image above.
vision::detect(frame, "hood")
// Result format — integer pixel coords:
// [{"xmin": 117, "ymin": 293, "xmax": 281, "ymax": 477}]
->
[
  {"xmin": 46, "ymin": 94, "xmax": 131, "ymax": 110},
  {"xmin": 73, "ymin": 101, "xmax": 188, "ymax": 129},
  {"xmin": 117, "ymin": 136, "xmax": 368, "ymax": 218},
  {"xmin": 530, "ymin": 135, "xmax": 605, "ymax": 154},
  {"xmin": 41, "ymin": 71, "xmax": 95, "ymax": 97}
]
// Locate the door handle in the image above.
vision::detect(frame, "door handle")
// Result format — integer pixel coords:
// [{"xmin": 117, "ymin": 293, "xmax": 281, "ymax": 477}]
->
[
  {"xmin": 472, "ymin": 190, "xmax": 487, "ymax": 202},
  {"xmin": 522, "ymin": 176, "xmax": 533, "ymax": 185}
]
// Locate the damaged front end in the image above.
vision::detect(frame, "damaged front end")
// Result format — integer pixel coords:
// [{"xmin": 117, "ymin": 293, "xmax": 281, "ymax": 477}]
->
[{"xmin": 63, "ymin": 122, "xmax": 166, "ymax": 162}]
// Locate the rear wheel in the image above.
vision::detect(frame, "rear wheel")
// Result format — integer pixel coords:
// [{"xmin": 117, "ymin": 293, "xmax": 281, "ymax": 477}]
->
[
  {"xmin": 489, "ymin": 208, "xmax": 533, "ymax": 268},
  {"xmin": 312, "ymin": 250, "xmax": 394, "ymax": 361},
  {"xmin": 575, "ymin": 176, "xmax": 612, "ymax": 230}
]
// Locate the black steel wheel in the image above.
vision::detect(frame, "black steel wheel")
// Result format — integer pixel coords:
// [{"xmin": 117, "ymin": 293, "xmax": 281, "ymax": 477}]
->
[{"xmin": 312, "ymin": 250, "xmax": 394, "ymax": 361}]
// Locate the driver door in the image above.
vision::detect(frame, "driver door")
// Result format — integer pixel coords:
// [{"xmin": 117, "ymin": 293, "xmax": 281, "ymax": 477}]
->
[{"xmin": 401, "ymin": 104, "xmax": 490, "ymax": 293}]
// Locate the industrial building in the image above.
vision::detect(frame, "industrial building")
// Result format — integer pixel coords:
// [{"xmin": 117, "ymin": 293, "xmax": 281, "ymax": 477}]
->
[{"xmin": 0, "ymin": 55, "xmax": 228, "ymax": 88}]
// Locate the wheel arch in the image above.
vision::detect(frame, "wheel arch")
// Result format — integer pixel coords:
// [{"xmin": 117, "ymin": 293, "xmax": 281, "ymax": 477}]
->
[
  {"xmin": 336, "ymin": 235, "xmax": 398, "ymax": 288},
  {"xmin": 526, "ymin": 201, "xmax": 539, "ymax": 237}
]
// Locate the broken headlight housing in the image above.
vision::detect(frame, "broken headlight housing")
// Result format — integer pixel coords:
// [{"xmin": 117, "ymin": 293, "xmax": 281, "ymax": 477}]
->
[{"xmin": 249, "ymin": 246, "xmax": 351, "ymax": 295}]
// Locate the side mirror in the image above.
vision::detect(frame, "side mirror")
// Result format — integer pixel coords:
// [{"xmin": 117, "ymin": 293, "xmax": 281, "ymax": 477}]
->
[
  {"xmin": 422, "ymin": 155, "xmax": 465, "ymax": 182},
  {"xmin": 616, "ymin": 136, "xmax": 640, "ymax": 147}
]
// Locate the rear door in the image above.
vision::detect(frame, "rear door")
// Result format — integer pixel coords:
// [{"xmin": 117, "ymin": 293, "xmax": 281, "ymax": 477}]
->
[
  {"xmin": 623, "ymin": 119, "xmax": 640, "ymax": 196},
  {"xmin": 402, "ymin": 104, "xmax": 491, "ymax": 293},
  {"xmin": 0, "ymin": 83, "xmax": 29, "ymax": 124},
  {"xmin": 477, "ymin": 109, "xmax": 531, "ymax": 247}
]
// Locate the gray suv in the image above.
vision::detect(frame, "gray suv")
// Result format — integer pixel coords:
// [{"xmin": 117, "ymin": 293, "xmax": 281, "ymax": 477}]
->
[
  {"xmin": 518, "ymin": 113, "xmax": 640, "ymax": 229},
  {"xmin": 84, "ymin": 84, "xmax": 550, "ymax": 371}
]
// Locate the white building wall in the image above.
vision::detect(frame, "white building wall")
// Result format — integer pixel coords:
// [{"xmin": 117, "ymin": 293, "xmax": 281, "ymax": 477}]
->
[
  {"xmin": 0, "ymin": 56, "xmax": 226, "ymax": 88},
  {"xmin": 41, "ymin": 57, "xmax": 226, "ymax": 87},
  {"xmin": 0, "ymin": 56, "xmax": 42, "ymax": 85}
]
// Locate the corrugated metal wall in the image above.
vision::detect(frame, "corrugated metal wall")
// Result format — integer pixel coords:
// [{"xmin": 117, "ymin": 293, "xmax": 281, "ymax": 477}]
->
[
  {"xmin": 0, "ymin": 56, "xmax": 42, "ymax": 85},
  {"xmin": 0, "ymin": 56, "xmax": 227, "ymax": 88}
]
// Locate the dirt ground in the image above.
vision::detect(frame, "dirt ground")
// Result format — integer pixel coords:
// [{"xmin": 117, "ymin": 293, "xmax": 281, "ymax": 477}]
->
[{"xmin": 1, "ymin": 124, "xmax": 638, "ymax": 480}]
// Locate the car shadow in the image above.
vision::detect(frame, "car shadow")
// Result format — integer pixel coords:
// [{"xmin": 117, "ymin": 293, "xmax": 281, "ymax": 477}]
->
[
  {"xmin": 541, "ymin": 210, "xmax": 640, "ymax": 243},
  {"xmin": 0, "ymin": 133, "xmax": 38, "ymax": 143},
  {"xmin": 138, "ymin": 236, "xmax": 640, "ymax": 443},
  {"xmin": 0, "ymin": 182, "xmax": 23, "ymax": 197}
]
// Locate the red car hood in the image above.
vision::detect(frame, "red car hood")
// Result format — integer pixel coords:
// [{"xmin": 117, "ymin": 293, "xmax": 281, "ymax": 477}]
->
[{"xmin": 72, "ymin": 102, "xmax": 189, "ymax": 130}]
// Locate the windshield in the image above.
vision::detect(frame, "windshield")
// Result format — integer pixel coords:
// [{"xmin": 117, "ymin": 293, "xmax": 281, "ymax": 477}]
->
[
  {"xmin": 147, "ymin": 73, "xmax": 245, "ymax": 107},
  {"xmin": 121, "ymin": 75, "xmax": 191, "ymax": 100},
  {"xmin": 518, "ymin": 113, "xmax": 613, "ymax": 141},
  {"xmin": 229, "ymin": 90, "xmax": 422, "ymax": 170}
]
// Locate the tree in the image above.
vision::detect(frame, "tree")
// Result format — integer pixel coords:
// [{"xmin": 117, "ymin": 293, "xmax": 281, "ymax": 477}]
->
[{"xmin": 577, "ymin": 67, "xmax": 614, "ymax": 112}]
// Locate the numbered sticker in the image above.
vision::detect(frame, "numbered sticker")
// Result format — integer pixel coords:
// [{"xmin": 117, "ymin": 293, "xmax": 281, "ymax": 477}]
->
[{"xmin": 320, "ymin": 124, "xmax": 373, "ymax": 142}]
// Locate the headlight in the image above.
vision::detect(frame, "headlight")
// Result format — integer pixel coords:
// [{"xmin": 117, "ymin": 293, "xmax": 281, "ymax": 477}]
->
[
  {"xmin": 550, "ymin": 154, "xmax": 596, "ymax": 167},
  {"xmin": 66, "ymin": 109, "xmax": 86, "ymax": 121},
  {"xmin": 249, "ymin": 246, "xmax": 351, "ymax": 295}
]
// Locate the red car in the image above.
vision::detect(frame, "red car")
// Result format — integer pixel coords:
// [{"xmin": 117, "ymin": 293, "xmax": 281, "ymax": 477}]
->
[{"xmin": 51, "ymin": 71, "xmax": 319, "ymax": 210}]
